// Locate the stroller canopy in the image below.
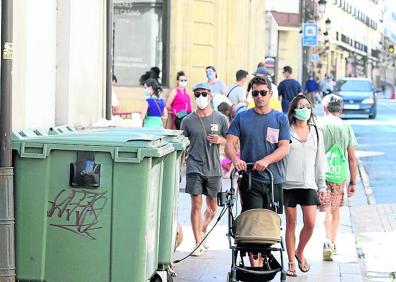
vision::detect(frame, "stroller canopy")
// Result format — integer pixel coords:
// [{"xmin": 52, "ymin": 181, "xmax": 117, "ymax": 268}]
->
[{"xmin": 233, "ymin": 209, "xmax": 281, "ymax": 245}]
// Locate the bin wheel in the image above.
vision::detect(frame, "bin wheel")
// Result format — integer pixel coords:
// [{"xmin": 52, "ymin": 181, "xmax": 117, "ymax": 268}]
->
[{"xmin": 150, "ymin": 274, "xmax": 162, "ymax": 282}]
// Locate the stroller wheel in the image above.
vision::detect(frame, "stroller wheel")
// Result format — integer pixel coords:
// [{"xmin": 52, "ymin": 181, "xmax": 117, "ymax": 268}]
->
[
  {"xmin": 227, "ymin": 271, "xmax": 239, "ymax": 282},
  {"xmin": 280, "ymin": 271, "xmax": 286, "ymax": 281}
]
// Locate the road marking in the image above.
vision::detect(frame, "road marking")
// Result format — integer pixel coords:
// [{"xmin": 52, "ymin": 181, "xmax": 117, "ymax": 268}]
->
[
  {"xmin": 357, "ymin": 142, "xmax": 396, "ymax": 148},
  {"xmin": 357, "ymin": 159, "xmax": 376, "ymax": 205},
  {"xmin": 356, "ymin": 150, "xmax": 385, "ymax": 158}
]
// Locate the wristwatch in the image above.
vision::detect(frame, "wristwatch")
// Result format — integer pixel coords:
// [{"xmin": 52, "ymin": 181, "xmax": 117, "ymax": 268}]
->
[{"xmin": 349, "ymin": 180, "xmax": 356, "ymax": 185}]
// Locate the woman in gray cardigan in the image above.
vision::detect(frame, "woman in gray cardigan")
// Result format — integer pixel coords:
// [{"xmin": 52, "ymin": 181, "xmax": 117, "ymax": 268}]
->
[{"xmin": 284, "ymin": 95, "xmax": 327, "ymax": 277}]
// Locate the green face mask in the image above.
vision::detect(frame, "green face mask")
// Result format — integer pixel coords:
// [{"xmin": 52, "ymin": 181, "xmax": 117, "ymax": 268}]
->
[{"xmin": 294, "ymin": 108, "xmax": 311, "ymax": 121}]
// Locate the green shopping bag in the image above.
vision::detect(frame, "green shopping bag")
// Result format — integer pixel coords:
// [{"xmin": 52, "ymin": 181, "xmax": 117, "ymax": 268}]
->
[{"xmin": 325, "ymin": 144, "xmax": 348, "ymax": 184}]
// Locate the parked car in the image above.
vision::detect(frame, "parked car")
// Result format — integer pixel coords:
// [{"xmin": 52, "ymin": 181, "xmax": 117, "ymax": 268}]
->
[{"xmin": 334, "ymin": 77, "xmax": 377, "ymax": 119}]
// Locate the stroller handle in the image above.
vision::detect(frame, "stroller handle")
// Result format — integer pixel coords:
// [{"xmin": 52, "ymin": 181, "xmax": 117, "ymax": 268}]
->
[{"xmin": 230, "ymin": 162, "xmax": 279, "ymax": 212}]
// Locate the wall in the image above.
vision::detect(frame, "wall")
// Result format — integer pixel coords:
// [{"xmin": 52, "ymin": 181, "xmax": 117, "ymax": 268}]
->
[
  {"xmin": 12, "ymin": 0, "xmax": 57, "ymax": 129},
  {"xmin": 56, "ymin": 0, "xmax": 106, "ymax": 128},
  {"xmin": 277, "ymin": 29, "xmax": 301, "ymax": 82},
  {"xmin": 12, "ymin": 0, "xmax": 106, "ymax": 130},
  {"xmin": 169, "ymin": 0, "xmax": 266, "ymax": 89},
  {"xmin": 117, "ymin": 0, "xmax": 267, "ymax": 113}
]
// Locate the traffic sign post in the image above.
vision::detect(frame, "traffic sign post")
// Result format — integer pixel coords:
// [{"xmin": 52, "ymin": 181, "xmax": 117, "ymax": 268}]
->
[{"xmin": 303, "ymin": 23, "xmax": 318, "ymax": 46}]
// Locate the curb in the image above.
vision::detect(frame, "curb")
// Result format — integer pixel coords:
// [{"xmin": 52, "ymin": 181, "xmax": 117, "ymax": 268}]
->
[
  {"xmin": 350, "ymin": 157, "xmax": 375, "ymax": 281},
  {"xmin": 357, "ymin": 158, "xmax": 376, "ymax": 205}
]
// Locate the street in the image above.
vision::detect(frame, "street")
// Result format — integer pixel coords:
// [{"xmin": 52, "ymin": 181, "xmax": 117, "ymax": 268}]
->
[{"xmin": 345, "ymin": 99, "xmax": 396, "ymax": 203}]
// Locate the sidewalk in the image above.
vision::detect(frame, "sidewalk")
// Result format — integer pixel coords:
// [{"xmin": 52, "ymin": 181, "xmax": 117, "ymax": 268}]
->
[
  {"xmin": 172, "ymin": 176, "xmax": 365, "ymax": 282},
  {"xmin": 349, "ymin": 161, "xmax": 396, "ymax": 281}
]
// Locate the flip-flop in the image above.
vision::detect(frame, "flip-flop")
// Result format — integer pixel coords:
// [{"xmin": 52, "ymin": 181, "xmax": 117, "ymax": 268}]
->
[
  {"xmin": 286, "ymin": 262, "xmax": 298, "ymax": 277},
  {"xmin": 295, "ymin": 255, "xmax": 310, "ymax": 272}
]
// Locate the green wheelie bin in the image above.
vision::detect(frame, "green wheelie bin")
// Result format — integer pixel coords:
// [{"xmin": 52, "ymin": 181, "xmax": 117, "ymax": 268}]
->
[
  {"xmin": 12, "ymin": 130, "xmax": 174, "ymax": 282},
  {"xmin": 133, "ymin": 129, "xmax": 189, "ymax": 273},
  {"xmin": 90, "ymin": 127, "xmax": 189, "ymax": 276}
]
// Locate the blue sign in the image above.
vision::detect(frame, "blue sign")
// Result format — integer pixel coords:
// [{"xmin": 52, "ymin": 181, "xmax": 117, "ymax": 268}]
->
[
  {"xmin": 311, "ymin": 54, "xmax": 320, "ymax": 62},
  {"xmin": 303, "ymin": 23, "xmax": 318, "ymax": 46}
]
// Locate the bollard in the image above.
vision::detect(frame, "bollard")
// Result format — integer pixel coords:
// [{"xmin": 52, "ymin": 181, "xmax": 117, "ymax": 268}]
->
[{"xmin": 0, "ymin": 167, "xmax": 15, "ymax": 282}]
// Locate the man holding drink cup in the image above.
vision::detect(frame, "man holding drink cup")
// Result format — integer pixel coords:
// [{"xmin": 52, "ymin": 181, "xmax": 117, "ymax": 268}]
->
[{"xmin": 181, "ymin": 82, "xmax": 229, "ymax": 256}]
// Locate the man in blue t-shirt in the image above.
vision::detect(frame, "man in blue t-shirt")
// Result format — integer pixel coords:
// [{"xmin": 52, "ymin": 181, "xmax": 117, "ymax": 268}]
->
[
  {"xmin": 226, "ymin": 75, "xmax": 290, "ymax": 266},
  {"xmin": 278, "ymin": 66, "xmax": 303, "ymax": 113}
]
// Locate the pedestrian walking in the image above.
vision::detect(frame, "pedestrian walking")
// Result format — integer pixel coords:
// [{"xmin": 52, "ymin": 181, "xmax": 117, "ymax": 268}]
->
[
  {"xmin": 141, "ymin": 78, "xmax": 167, "ymax": 128},
  {"xmin": 278, "ymin": 66, "xmax": 303, "ymax": 113},
  {"xmin": 320, "ymin": 74, "xmax": 335, "ymax": 96},
  {"xmin": 304, "ymin": 75, "xmax": 320, "ymax": 105},
  {"xmin": 226, "ymin": 69, "xmax": 248, "ymax": 105},
  {"xmin": 111, "ymin": 74, "xmax": 121, "ymax": 115},
  {"xmin": 319, "ymin": 94, "xmax": 357, "ymax": 261},
  {"xmin": 225, "ymin": 75, "xmax": 290, "ymax": 267},
  {"xmin": 283, "ymin": 95, "xmax": 327, "ymax": 277},
  {"xmin": 166, "ymin": 71, "xmax": 192, "ymax": 129},
  {"xmin": 206, "ymin": 66, "xmax": 227, "ymax": 95},
  {"xmin": 181, "ymin": 83, "xmax": 229, "ymax": 256}
]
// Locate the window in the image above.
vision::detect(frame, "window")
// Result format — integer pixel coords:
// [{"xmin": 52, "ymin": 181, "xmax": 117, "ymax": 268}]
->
[
  {"xmin": 113, "ymin": 0, "xmax": 169, "ymax": 86},
  {"xmin": 335, "ymin": 79, "xmax": 373, "ymax": 92}
]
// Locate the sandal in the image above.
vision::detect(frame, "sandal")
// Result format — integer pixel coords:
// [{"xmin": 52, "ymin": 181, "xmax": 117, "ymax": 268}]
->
[
  {"xmin": 286, "ymin": 262, "xmax": 298, "ymax": 277},
  {"xmin": 295, "ymin": 254, "xmax": 310, "ymax": 272}
]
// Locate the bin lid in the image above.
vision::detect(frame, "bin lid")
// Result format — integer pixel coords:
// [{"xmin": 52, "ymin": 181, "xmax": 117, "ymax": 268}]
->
[
  {"xmin": 12, "ymin": 130, "xmax": 175, "ymax": 161},
  {"xmin": 94, "ymin": 128, "xmax": 189, "ymax": 149}
]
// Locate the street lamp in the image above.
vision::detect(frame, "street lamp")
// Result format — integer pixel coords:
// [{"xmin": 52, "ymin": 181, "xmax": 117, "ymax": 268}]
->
[
  {"xmin": 325, "ymin": 18, "xmax": 332, "ymax": 31},
  {"xmin": 318, "ymin": 0, "xmax": 327, "ymax": 14}
]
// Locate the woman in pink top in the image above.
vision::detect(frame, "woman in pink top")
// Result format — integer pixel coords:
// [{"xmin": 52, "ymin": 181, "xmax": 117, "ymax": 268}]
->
[{"xmin": 166, "ymin": 71, "xmax": 192, "ymax": 129}]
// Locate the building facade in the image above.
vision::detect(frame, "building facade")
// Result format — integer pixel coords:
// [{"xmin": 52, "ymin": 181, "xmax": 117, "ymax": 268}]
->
[
  {"xmin": 265, "ymin": 11, "xmax": 301, "ymax": 84},
  {"xmin": 13, "ymin": 0, "xmax": 107, "ymax": 130},
  {"xmin": 317, "ymin": 0, "xmax": 383, "ymax": 80},
  {"xmin": 113, "ymin": 0, "xmax": 267, "ymax": 113},
  {"xmin": 380, "ymin": 0, "xmax": 396, "ymax": 97},
  {"xmin": 12, "ymin": 0, "xmax": 267, "ymax": 130}
]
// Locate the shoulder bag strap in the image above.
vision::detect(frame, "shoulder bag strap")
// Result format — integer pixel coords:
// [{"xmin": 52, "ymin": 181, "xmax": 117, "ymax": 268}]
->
[{"xmin": 226, "ymin": 85, "xmax": 240, "ymax": 98}]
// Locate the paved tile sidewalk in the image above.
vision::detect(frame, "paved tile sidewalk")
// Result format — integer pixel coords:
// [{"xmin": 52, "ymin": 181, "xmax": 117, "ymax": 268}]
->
[
  {"xmin": 350, "ymin": 204, "xmax": 396, "ymax": 281},
  {"xmin": 172, "ymin": 177, "xmax": 364, "ymax": 282}
]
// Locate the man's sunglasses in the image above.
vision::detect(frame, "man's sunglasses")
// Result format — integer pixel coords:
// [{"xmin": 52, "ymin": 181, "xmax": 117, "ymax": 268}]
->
[
  {"xmin": 252, "ymin": 90, "xmax": 268, "ymax": 97},
  {"xmin": 194, "ymin": 91, "xmax": 209, "ymax": 98}
]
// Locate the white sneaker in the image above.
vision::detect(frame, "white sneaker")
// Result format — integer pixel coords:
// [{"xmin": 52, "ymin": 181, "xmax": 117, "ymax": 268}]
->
[
  {"xmin": 323, "ymin": 242, "xmax": 334, "ymax": 261},
  {"xmin": 201, "ymin": 230, "xmax": 210, "ymax": 249},
  {"xmin": 191, "ymin": 243, "xmax": 205, "ymax": 256}
]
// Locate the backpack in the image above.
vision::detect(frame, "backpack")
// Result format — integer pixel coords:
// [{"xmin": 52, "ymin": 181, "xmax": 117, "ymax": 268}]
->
[{"xmin": 325, "ymin": 144, "xmax": 347, "ymax": 184}]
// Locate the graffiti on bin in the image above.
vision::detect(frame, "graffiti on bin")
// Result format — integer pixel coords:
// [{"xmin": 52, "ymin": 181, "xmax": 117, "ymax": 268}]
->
[{"xmin": 47, "ymin": 189, "xmax": 108, "ymax": 240}]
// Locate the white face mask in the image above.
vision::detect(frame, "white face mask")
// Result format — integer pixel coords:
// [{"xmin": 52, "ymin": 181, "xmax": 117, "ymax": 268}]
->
[{"xmin": 196, "ymin": 95, "xmax": 209, "ymax": 110}]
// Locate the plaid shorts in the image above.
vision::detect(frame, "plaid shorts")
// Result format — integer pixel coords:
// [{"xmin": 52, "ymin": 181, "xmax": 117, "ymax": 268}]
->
[{"xmin": 319, "ymin": 182, "xmax": 345, "ymax": 212}]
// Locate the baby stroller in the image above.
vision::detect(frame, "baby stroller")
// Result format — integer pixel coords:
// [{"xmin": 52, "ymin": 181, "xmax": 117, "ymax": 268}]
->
[{"xmin": 217, "ymin": 164, "xmax": 286, "ymax": 282}]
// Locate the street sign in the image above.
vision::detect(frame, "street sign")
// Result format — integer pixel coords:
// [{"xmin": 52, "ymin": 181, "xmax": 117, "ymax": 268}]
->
[
  {"xmin": 311, "ymin": 54, "xmax": 320, "ymax": 62},
  {"xmin": 303, "ymin": 23, "xmax": 318, "ymax": 46}
]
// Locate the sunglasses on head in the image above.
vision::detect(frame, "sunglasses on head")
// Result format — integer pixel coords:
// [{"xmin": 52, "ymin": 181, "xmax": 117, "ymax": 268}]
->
[
  {"xmin": 194, "ymin": 91, "xmax": 209, "ymax": 98},
  {"xmin": 296, "ymin": 104, "xmax": 311, "ymax": 109},
  {"xmin": 252, "ymin": 90, "xmax": 268, "ymax": 97}
]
